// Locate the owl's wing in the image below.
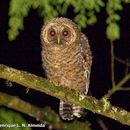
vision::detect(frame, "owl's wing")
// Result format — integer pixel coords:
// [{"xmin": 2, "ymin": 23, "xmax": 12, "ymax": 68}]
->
[{"xmin": 80, "ymin": 33, "xmax": 92, "ymax": 94}]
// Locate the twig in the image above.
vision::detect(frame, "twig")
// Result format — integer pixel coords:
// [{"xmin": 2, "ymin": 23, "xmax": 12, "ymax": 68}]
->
[
  {"xmin": 125, "ymin": 59, "xmax": 129, "ymax": 75},
  {"xmin": 104, "ymin": 73, "xmax": 130, "ymax": 98},
  {"xmin": 110, "ymin": 40, "xmax": 115, "ymax": 87},
  {"xmin": 115, "ymin": 57, "xmax": 130, "ymax": 75},
  {"xmin": 97, "ymin": 119, "xmax": 109, "ymax": 130},
  {"xmin": 115, "ymin": 57, "xmax": 130, "ymax": 67},
  {"xmin": 0, "ymin": 64, "xmax": 130, "ymax": 125},
  {"xmin": 0, "ymin": 92, "xmax": 90, "ymax": 130},
  {"xmin": 119, "ymin": 88, "xmax": 130, "ymax": 91}
]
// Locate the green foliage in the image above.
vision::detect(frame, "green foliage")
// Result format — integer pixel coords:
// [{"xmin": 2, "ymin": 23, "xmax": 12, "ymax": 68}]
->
[
  {"xmin": 106, "ymin": 0, "xmax": 123, "ymax": 41},
  {"xmin": 8, "ymin": 0, "xmax": 32, "ymax": 41},
  {"xmin": 122, "ymin": 0, "xmax": 130, "ymax": 3},
  {"xmin": 106, "ymin": 22, "xmax": 120, "ymax": 41},
  {"xmin": 8, "ymin": 0, "xmax": 129, "ymax": 41},
  {"xmin": 8, "ymin": 0, "xmax": 104, "ymax": 41},
  {"xmin": 0, "ymin": 107, "xmax": 31, "ymax": 130}
]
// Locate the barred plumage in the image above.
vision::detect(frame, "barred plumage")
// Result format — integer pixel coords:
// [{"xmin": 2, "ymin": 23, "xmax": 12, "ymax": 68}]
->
[
  {"xmin": 41, "ymin": 17, "xmax": 92, "ymax": 120},
  {"xmin": 59, "ymin": 100, "xmax": 85, "ymax": 120},
  {"xmin": 59, "ymin": 100, "xmax": 74, "ymax": 120}
]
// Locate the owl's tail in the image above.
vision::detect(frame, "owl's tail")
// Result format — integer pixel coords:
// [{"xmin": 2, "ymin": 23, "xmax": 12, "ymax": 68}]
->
[{"xmin": 59, "ymin": 100, "xmax": 85, "ymax": 120}]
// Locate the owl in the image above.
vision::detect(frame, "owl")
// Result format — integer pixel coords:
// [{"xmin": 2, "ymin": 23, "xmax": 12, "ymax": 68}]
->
[{"xmin": 41, "ymin": 17, "xmax": 92, "ymax": 120}]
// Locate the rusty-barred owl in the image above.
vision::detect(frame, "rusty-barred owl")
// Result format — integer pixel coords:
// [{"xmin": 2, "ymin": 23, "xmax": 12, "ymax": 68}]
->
[{"xmin": 40, "ymin": 17, "xmax": 92, "ymax": 120}]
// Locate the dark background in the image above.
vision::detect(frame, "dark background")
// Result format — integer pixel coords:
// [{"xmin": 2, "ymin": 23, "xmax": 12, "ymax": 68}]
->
[{"xmin": 0, "ymin": 1, "xmax": 130, "ymax": 130}]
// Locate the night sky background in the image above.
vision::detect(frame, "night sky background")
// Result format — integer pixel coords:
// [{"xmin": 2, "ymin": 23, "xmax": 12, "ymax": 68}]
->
[{"xmin": 0, "ymin": 1, "xmax": 130, "ymax": 130}]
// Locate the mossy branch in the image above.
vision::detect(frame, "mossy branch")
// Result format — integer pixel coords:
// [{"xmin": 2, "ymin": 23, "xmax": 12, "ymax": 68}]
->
[
  {"xmin": 0, "ymin": 92, "xmax": 91, "ymax": 130},
  {"xmin": 0, "ymin": 64, "xmax": 130, "ymax": 126}
]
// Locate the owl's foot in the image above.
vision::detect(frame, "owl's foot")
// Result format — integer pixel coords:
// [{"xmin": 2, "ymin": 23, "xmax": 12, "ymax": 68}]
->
[
  {"xmin": 47, "ymin": 79, "xmax": 60, "ymax": 86},
  {"xmin": 68, "ymin": 86, "xmax": 78, "ymax": 92}
]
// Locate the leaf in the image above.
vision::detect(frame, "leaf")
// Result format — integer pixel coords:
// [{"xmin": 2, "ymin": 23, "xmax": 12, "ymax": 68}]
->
[
  {"xmin": 97, "ymin": 0, "xmax": 105, "ymax": 7},
  {"xmin": 74, "ymin": 14, "xmax": 87, "ymax": 29},
  {"xmin": 87, "ymin": 16, "xmax": 97, "ymax": 25},
  {"xmin": 87, "ymin": 12, "xmax": 97, "ymax": 25},
  {"xmin": 114, "ymin": 1, "xmax": 123, "ymax": 10},
  {"xmin": 84, "ymin": 0, "xmax": 95, "ymax": 10},
  {"xmin": 123, "ymin": 0, "xmax": 130, "ymax": 3},
  {"xmin": 106, "ymin": 23, "xmax": 120, "ymax": 41}
]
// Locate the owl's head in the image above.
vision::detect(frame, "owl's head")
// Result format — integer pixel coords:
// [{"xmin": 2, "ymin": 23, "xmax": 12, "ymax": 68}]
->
[{"xmin": 41, "ymin": 17, "xmax": 80, "ymax": 47}]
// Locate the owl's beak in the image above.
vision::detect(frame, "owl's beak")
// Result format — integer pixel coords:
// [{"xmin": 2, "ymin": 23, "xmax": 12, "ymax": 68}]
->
[{"xmin": 57, "ymin": 35, "xmax": 61, "ymax": 44}]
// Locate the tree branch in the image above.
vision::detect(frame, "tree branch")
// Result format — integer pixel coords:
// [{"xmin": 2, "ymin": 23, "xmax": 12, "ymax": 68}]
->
[
  {"xmin": 115, "ymin": 57, "xmax": 130, "ymax": 67},
  {"xmin": 119, "ymin": 88, "xmax": 130, "ymax": 91},
  {"xmin": 97, "ymin": 119, "xmax": 109, "ymax": 130},
  {"xmin": 0, "ymin": 92, "xmax": 91, "ymax": 130},
  {"xmin": 0, "ymin": 64, "xmax": 130, "ymax": 125},
  {"xmin": 110, "ymin": 40, "xmax": 115, "ymax": 87},
  {"xmin": 115, "ymin": 57, "xmax": 130, "ymax": 75},
  {"xmin": 104, "ymin": 73, "xmax": 130, "ymax": 98}
]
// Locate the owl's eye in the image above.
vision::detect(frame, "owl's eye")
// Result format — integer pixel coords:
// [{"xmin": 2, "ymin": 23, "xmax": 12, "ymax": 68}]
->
[
  {"xmin": 62, "ymin": 30, "xmax": 69, "ymax": 37},
  {"xmin": 50, "ymin": 30, "xmax": 56, "ymax": 36}
]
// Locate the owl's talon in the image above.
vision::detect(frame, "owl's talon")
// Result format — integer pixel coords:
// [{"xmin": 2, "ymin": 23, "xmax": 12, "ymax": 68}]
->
[{"xmin": 68, "ymin": 86, "xmax": 77, "ymax": 91}]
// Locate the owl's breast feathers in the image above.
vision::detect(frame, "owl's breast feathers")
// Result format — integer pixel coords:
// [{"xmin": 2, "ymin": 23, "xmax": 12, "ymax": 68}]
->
[{"xmin": 41, "ymin": 34, "xmax": 92, "ymax": 93}]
